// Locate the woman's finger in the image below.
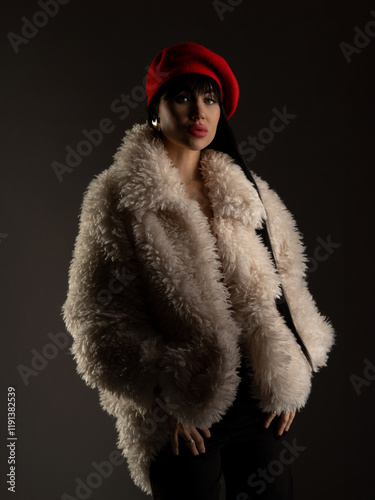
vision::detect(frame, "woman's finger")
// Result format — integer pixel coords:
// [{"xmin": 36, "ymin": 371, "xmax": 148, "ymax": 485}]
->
[
  {"xmin": 170, "ymin": 427, "xmax": 180, "ymax": 456},
  {"xmin": 276, "ymin": 413, "xmax": 288, "ymax": 436},
  {"xmin": 277, "ymin": 411, "xmax": 295, "ymax": 436},
  {"xmin": 263, "ymin": 412, "xmax": 277, "ymax": 429},
  {"xmin": 189, "ymin": 428, "xmax": 206, "ymax": 454},
  {"xmin": 181, "ymin": 429, "xmax": 199, "ymax": 456},
  {"xmin": 284, "ymin": 411, "xmax": 296, "ymax": 432},
  {"xmin": 200, "ymin": 426, "xmax": 211, "ymax": 439}
]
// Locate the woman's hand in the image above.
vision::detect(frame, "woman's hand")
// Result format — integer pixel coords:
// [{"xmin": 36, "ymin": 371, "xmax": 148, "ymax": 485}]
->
[
  {"xmin": 167, "ymin": 415, "xmax": 211, "ymax": 456},
  {"xmin": 152, "ymin": 393, "xmax": 211, "ymax": 456},
  {"xmin": 263, "ymin": 410, "xmax": 296, "ymax": 436}
]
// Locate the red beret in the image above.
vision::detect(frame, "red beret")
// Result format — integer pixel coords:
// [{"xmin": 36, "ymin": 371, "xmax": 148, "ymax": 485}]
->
[{"xmin": 146, "ymin": 42, "xmax": 239, "ymax": 119}]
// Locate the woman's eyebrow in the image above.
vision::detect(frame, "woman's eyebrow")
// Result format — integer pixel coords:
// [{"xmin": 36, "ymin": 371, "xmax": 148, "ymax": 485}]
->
[{"xmin": 176, "ymin": 87, "xmax": 217, "ymax": 97}]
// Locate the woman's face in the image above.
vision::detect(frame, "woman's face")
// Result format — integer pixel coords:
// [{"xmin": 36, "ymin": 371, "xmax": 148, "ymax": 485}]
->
[{"xmin": 157, "ymin": 88, "xmax": 221, "ymax": 153}]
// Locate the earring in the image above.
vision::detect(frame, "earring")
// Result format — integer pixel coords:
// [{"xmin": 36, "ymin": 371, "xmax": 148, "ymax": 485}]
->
[{"xmin": 152, "ymin": 118, "xmax": 161, "ymax": 132}]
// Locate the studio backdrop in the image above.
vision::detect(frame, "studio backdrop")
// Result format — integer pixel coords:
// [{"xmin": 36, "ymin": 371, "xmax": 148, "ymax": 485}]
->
[{"xmin": 1, "ymin": 1, "xmax": 373, "ymax": 499}]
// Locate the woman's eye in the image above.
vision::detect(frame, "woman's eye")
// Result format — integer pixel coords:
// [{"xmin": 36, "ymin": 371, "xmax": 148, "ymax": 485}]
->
[
  {"xmin": 175, "ymin": 95, "xmax": 189, "ymax": 103},
  {"xmin": 174, "ymin": 94, "xmax": 217, "ymax": 104}
]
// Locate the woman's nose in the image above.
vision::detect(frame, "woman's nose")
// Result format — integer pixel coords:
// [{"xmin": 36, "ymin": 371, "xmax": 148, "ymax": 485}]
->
[{"xmin": 189, "ymin": 98, "xmax": 205, "ymax": 120}]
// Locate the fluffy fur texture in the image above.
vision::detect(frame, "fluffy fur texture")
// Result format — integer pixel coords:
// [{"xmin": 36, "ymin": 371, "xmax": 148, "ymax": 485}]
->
[{"xmin": 62, "ymin": 122, "xmax": 335, "ymax": 496}]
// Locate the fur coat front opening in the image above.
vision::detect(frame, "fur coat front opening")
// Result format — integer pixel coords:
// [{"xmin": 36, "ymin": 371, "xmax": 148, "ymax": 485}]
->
[{"xmin": 62, "ymin": 121, "xmax": 335, "ymax": 496}]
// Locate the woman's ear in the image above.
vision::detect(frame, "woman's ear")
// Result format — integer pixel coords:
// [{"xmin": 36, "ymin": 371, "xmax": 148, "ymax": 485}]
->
[{"xmin": 151, "ymin": 116, "xmax": 161, "ymax": 132}]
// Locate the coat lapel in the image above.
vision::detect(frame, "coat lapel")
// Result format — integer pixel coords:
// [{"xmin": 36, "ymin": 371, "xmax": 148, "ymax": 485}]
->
[
  {"xmin": 112, "ymin": 121, "xmax": 286, "ymax": 343},
  {"xmin": 113, "ymin": 122, "xmax": 277, "ymax": 336},
  {"xmin": 113, "ymin": 122, "xmax": 266, "ymax": 226}
]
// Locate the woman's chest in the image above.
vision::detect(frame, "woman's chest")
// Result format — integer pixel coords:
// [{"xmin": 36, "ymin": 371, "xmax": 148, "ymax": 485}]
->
[
  {"xmin": 182, "ymin": 180, "xmax": 225, "ymax": 281},
  {"xmin": 183, "ymin": 180, "xmax": 214, "ymax": 225}
]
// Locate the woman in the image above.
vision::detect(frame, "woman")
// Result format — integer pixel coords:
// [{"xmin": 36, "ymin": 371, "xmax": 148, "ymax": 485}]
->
[{"xmin": 62, "ymin": 42, "xmax": 335, "ymax": 499}]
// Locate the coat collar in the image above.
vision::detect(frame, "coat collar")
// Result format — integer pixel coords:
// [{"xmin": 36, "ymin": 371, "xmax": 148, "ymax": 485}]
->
[{"xmin": 112, "ymin": 122, "xmax": 267, "ymax": 229}]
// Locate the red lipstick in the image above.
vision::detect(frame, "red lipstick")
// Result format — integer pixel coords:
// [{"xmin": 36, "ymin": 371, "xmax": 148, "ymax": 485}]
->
[{"xmin": 187, "ymin": 124, "xmax": 208, "ymax": 137}]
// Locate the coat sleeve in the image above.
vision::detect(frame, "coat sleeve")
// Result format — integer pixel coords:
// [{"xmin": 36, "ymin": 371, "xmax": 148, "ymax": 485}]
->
[
  {"xmin": 253, "ymin": 173, "xmax": 336, "ymax": 372},
  {"xmin": 61, "ymin": 170, "xmax": 166, "ymax": 412}
]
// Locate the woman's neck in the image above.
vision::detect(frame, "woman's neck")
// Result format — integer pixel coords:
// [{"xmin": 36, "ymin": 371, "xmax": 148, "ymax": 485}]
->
[{"xmin": 162, "ymin": 137, "xmax": 202, "ymax": 183}]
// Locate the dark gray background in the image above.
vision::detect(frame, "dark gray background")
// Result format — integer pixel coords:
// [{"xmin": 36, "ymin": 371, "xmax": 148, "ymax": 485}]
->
[{"xmin": 1, "ymin": 1, "xmax": 373, "ymax": 499}]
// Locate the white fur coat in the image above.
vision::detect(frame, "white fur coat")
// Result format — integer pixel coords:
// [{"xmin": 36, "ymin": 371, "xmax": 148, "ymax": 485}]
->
[{"xmin": 62, "ymin": 121, "xmax": 335, "ymax": 495}]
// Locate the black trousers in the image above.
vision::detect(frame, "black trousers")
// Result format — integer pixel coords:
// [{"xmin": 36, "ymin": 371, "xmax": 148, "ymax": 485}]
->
[{"xmin": 149, "ymin": 360, "xmax": 294, "ymax": 500}]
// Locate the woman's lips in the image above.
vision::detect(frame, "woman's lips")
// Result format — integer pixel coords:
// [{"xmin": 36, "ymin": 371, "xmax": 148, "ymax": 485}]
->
[{"xmin": 187, "ymin": 125, "xmax": 208, "ymax": 137}]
